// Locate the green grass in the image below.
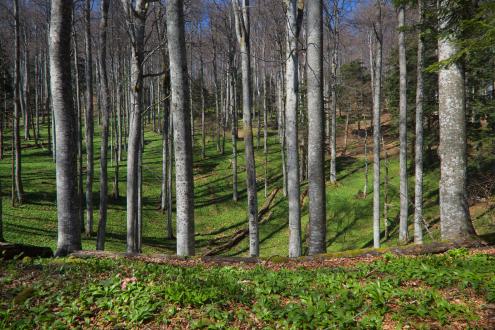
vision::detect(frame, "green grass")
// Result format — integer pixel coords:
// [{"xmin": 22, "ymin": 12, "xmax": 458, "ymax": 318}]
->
[
  {"xmin": 0, "ymin": 114, "xmax": 493, "ymax": 256},
  {"xmin": 0, "ymin": 249, "xmax": 493, "ymax": 328}
]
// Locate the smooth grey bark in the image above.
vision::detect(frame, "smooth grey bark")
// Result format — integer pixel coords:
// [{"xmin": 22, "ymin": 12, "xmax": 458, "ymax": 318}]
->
[
  {"xmin": 50, "ymin": 0, "xmax": 81, "ymax": 256},
  {"xmin": 13, "ymin": 0, "xmax": 24, "ymax": 204},
  {"xmin": 329, "ymin": 1, "xmax": 339, "ymax": 184},
  {"xmin": 372, "ymin": 2, "xmax": 383, "ymax": 248},
  {"xmin": 414, "ymin": 0, "xmax": 424, "ymax": 244},
  {"xmin": 438, "ymin": 1, "xmax": 476, "ymax": 241},
  {"xmin": 307, "ymin": 0, "xmax": 327, "ymax": 256},
  {"xmin": 22, "ymin": 31, "xmax": 31, "ymax": 141},
  {"xmin": 200, "ymin": 55, "xmax": 206, "ymax": 159},
  {"xmin": 232, "ymin": 0, "xmax": 259, "ymax": 257},
  {"xmin": 121, "ymin": 0, "xmax": 147, "ymax": 254},
  {"xmin": 398, "ymin": 4, "xmax": 409, "ymax": 244},
  {"xmin": 84, "ymin": 0, "xmax": 94, "ymax": 237},
  {"xmin": 285, "ymin": 0, "xmax": 302, "ymax": 258},
  {"xmin": 363, "ymin": 116, "xmax": 369, "ymax": 197},
  {"xmin": 230, "ymin": 71, "xmax": 238, "ymax": 202},
  {"xmin": 167, "ymin": 0, "xmax": 195, "ymax": 256},
  {"xmin": 263, "ymin": 61, "xmax": 268, "ymax": 198},
  {"xmin": 96, "ymin": 0, "xmax": 110, "ymax": 251},
  {"xmin": 71, "ymin": 20, "xmax": 84, "ymax": 235}
]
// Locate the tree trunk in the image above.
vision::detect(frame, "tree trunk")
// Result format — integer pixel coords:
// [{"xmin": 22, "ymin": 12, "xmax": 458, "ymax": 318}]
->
[
  {"xmin": 438, "ymin": 1, "xmax": 476, "ymax": 241},
  {"xmin": 122, "ymin": 0, "xmax": 147, "ymax": 254},
  {"xmin": 230, "ymin": 71, "xmax": 238, "ymax": 202},
  {"xmin": 96, "ymin": 0, "xmax": 110, "ymax": 251},
  {"xmin": 200, "ymin": 55, "xmax": 206, "ymax": 159},
  {"xmin": 414, "ymin": 0, "xmax": 424, "ymax": 245},
  {"xmin": 372, "ymin": 1, "xmax": 383, "ymax": 248},
  {"xmin": 13, "ymin": 0, "xmax": 24, "ymax": 204},
  {"xmin": 84, "ymin": 0, "xmax": 94, "ymax": 237},
  {"xmin": 167, "ymin": 0, "xmax": 195, "ymax": 256},
  {"xmin": 398, "ymin": 4, "xmax": 409, "ymax": 244},
  {"xmin": 50, "ymin": 0, "xmax": 81, "ymax": 256},
  {"xmin": 285, "ymin": 0, "xmax": 302, "ymax": 258},
  {"xmin": 232, "ymin": 0, "xmax": 259, "ymax": 257},
  {"xmin": 307, "ymin": 0, "xmax": 326, "ymax": 255},
  {"xmin": 329, "ymin": 1, "xmax": 339, "ymax": 184}
]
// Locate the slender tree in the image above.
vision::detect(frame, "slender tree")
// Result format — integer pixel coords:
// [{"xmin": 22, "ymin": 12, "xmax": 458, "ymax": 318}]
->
[
  {"xmin": 397, "ymin": 3, "xmax": 408, "ymax": 243},
  {"xmin": 167, "ymin": 0, "xmax": 195, "ymax": 256},
  {"xmin": 50, "ymin": 0, "xmax": 81, "ymax": 256},
  {"xmin": 232, "ymin": 0, "xmax": 259, "ymax": 256},
  {"xmin": 414, "ymin": 0, "xmax": 424, "ymax": 244},
  {"xmin": 13, "ymin": 0, "xmax": 24, "ymax": 204},
  {"xmin": 96, "ymin": 0, "xmax": 110, "ymax": 251},
  {"xmin": 307, "ymin": 0, "xmax": 327, "ymax": 255},
  {"xmin": 120, "ymin": 0, "xmax": 148, "ymax": 254},
  {"xmin": 84, "ymin": 0, "xmax": 94, "ymax": 237},
  {"xmin": 372, "ymin": 1, "xmax": 383, "ymax": 248},
  {"xmin": 285, "ymin": 0, "xmax": 303, "ymax": 258}
]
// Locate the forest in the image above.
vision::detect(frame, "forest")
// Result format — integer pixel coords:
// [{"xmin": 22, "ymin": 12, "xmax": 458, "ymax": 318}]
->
[{"xmin": 0, "ymin": 0, "xmax": 494, "ymax": 328}]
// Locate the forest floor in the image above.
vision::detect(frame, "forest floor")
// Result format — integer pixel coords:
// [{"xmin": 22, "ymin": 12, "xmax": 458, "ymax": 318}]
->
[
  {"xmin": 1, "ymin": 113, "xmax": 495, "ymax": 328},
  {"xmin": 1, "ymin": 112, "xmax": 494, "ymax": 256},
  {"xmin": 1, "ymin": 247, "xmax": 494, "ymax": 328}
]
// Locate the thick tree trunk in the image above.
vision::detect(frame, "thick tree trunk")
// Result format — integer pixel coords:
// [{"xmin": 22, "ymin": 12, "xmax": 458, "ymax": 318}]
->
[
  {"xmin": 232, "ymin": 0, "xmax": 259, "ymax": 257},
  {"xmin": 285, "ymin": 0, "xmax": 302, "ymax": 258},
  {"xmin": 50, "ymin": 0, "xmax": 81, "ymax": 256},
  {"xmin": 13, "ymin": 0, "xmax": 24, "ymax": 204},
  {"xmin": 414, "ymin": 0, "xmax": 424, "ymax": 245},
  {"xmin": 398, "ymin": 5, "xmax": 409, "ymax": 243},
  {"xmin": 307, "ymin": 0, "xmax": 326, "ymax": 256},
  {"xmin": 84, "ymin": 0, "xmax": 94, "ymax": 237},
  {"xmin": 167, "ymin": 0, "xmax": 195, "ymax": 256},
  {"xmin": 96, "ymin": 0, "xmax": 110, "ymax": 251},
  {"xmin": 438, "ymin": 1, "xmax": 476, "ymax": 241}
]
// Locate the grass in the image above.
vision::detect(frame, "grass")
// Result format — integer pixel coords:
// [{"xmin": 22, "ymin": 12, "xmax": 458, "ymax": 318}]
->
[
  {"xmin": 0, "ymin": 112, "xmax": 494, "ymax": 256},
  {"xmin": 0, "ymin": 249, "xmax": 494, "ymax": 328}
]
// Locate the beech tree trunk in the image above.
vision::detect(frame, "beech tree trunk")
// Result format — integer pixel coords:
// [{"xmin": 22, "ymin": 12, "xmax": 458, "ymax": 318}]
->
[
  {"xmin": 232, "ymin": 0, "xmax": 259, "ymax": 257},
  {"xmin": 307, "ymin": 0, "xmax": 327, "ymax": 256},
  {"xmin": 285, "ymin": 0, "xmax": 302, "ymax": 258},
  {"xmin": 121, "ymin": 0, "xmax": 147, "ymax": 254},
  {"xmin": 84, "ymin": 0, "xmax": 94, "ymax": 237},
  {"xmin": 438, "ymin": 1, "xmax": 476, "ymax": 241},
  {"xmin": 50, "ymin": 0, "xmax": 81, "ymax": 256},
  {"xmin": 167, "ymin": 0, "xmax": 195, "ymax": 256},
  {"xmin": 96, "ymin": 0, "xmax": 110, "ymax": 251},
  {"xmin": 372, "ymin": 1, "xmax": 383, "ymax": 248},
  {"xmin": 398, "ymin": 4, "xmax": 409, "ymax": 243},
  {"xmin": 414, "ymin": 0, "xmax": 424, "ymax": 245},
  {"xmin": 13, "ymin": 0, "xmax": 24, "ymax": 204}
]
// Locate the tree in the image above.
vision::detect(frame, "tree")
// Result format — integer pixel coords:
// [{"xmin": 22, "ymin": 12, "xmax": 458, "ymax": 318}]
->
[
  {"xmin": 438, "ymin": 0, "xmax": 477, "ymax": 241},
  {"xmin": 167, "ymin": 0, "xmax": 195, "ymax": 256},
  {"xmin": 307, "ymin": 0, "xmax": 327, "ymax": 255},
  {"xmin": 84, "ymin": 0, "xmax": 94, "ymax": 237},
  {"xmin": 13, "ymin": 0, "xmax": 24, "ymax": 204},
  {"xmin": 397, "ymin": 3, "xmax": 408, "ymax": 243},
  {"xmin": 285, "ymin": 0, "xmax": 303, "ymax": 258},
  {"xmin": 329, "ymin": 0, "xmax": 340, "ymax": 184},
  {"xmin": 232, "ymin": 0, "xmax": 259, "ymax": 257},
  {"xmin": 50, "ymin": 0, "xmax": 81, "ymax": 256},
  {"xmin": 96, "ymin": 0, "xmax": 110, "ymax": 251},
  {"xmin": 120, "ymin": 0, "xmax": 148, "ymax": 254},
  {"xmin": 414, "ymin": 0, "xmax": 424, "ymax": 244},
  {"xmin": 372, "ymin": 0, "xmax": 383, "ymax": 248}
]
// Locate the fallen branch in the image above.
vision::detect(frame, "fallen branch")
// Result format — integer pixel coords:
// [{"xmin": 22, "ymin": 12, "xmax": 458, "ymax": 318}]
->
[
  {"xmin": 202, "ymin": 188, "xmax": 281, "ymax": 256},
  {"xmin": 0, "ymin": 242, "xmax": 53, "ymax": 260}
]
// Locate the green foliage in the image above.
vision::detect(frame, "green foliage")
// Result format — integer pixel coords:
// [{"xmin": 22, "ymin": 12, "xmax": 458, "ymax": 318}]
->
[{"xmin": 1, "ymin": 251, "xmax": 492, "ymax": 327}]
